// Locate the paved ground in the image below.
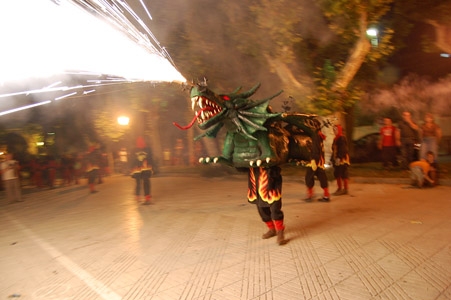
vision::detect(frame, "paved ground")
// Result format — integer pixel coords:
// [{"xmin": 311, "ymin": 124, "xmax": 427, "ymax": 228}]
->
[{"xmin": 1, "ymin": 172, "xmax": 450, "ymax": 300}]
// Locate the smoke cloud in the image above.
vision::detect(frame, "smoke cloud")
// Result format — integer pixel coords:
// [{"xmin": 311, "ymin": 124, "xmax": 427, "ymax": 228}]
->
[{"xmin": 363, "ymin": 74, "xmax": 451, "ymax": 119}]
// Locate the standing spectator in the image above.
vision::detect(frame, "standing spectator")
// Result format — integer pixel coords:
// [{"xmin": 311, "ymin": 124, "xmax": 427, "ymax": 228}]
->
[
  {"xmin": 378, "ymin": 117, "xmax": 400, "ymax": 170},
  {"xmin": 86, "ymin": 145, "xmax": 101, "ymax": 193},
  {"xmin": 131, "ymin": 150, "xmax": 153, "ymax": 204},
  {"xmin": 118, "ymin": 148, "xmax": 128, "ymax": 174},
  {"xmin": 420, "ymin": 113, "xmax": 442, "ymax": 159},
  {"xmin": 98, "ymin": 151, "xmax": 109, "ymax": 184},
  {"xmin": 0, "ymin": 153, "xmax": 22, "ymax": 204},
  {"xmin": 247, "ymin": 166, "xmax": 287, "ymax": 245},
  {"xmin": 46, "ymin": 155, "xmax": 59, "ymax": 188},
  {"xmin": 30, "ymin": 155, "xmax": 44, "ymax": 188},
  {"xmin": 61, "ymin": 154, "xmax": 75, "ymax": 186},
  {"xmin": 304, "ymin": 125, "xmax": 330, "ymax": 202},
  {"xmin": 73, "ymin": 153, "xmax": 84, "ymax": 185},
  {"xmin": 331, "ymin": 124, "xmax": 350, "ymax": 195},
  {"xmin": 398, "ymin": 111, "xmax": 420, "ymax": 169},
  {"xmin": 409, "ymin": 151, "xmax": 437, "ymax": 188}
]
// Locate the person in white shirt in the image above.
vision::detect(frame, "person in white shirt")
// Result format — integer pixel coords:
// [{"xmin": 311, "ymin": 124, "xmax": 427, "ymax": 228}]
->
[{"xmin": 1, "ymin": 153, "xmax": 22, "ymax": 204}]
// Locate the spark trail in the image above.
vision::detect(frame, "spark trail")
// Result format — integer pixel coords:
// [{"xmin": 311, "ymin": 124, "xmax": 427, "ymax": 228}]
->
[{"xmin": 0, "ymin": 0, "xmax": 186, "ymax": 115}]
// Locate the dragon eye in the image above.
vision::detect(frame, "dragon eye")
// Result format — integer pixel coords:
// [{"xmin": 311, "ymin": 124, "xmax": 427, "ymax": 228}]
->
[{"xmin": 221, "ymin": 95, "xmax": 230, "ymax": 101}]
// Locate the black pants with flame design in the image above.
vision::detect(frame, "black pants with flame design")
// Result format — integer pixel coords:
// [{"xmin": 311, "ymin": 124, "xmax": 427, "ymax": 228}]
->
[
  {"xmin": 305, "ymin": 167, "xmax": 328, "ymax": 189},
  {"xmin": 248, "ymin": 166, "xmax": 284, "ymax": 222}
]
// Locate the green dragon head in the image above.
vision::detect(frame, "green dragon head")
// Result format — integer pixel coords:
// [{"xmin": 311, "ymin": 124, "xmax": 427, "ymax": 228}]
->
[{"xmin": 174, "ymin": 82, "xmax": 282, "ymax": 141}]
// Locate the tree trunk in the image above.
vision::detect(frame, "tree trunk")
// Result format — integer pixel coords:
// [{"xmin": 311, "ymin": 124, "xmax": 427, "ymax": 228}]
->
[
  {"xmin": 263, "ymin": 54, "xmax": 312, "ymax": 97},
  {"xmin": 427, "ymin": 20, "xmax": 451, "ymax": 53},
  {"xmin": 333, "ymin": 11, "xmax": 372, "ymax": 131}
]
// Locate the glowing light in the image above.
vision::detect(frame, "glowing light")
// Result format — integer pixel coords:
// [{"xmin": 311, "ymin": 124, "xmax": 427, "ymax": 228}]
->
[
  {"xmin": 366, "ymin": 27, "xmax": 379, "ymax": 47},
  {"xmin": 366, "ymin": 28, "xmax": 378, "ymax": 37},
  {"xmin": 0, "ymin": 0, "xmax": 186, "ymax": 119},
  {"xmin": 0, "ymin": 0, "xmax": 186, "ymax": 117},
  {"xmin": 0, "ymin": 0, "xmax": 185, "ymax": 85},
  {"xmin": 117, "ymin": 116, "xmax": 130, "ymax": 126}
]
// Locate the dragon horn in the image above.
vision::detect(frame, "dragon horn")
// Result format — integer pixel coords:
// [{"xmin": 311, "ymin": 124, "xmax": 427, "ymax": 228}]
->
[
  {"xmin": 235, "ymin": 83, "xmax": 261, "ymax": 99},
  {"xmin": 244, "ymin": 90, "xmax": 283, "ymax": 110},
  {"xmin": 229, "ymin": 86, "xmax": 243, "ymax": 95},
  {"xmin": 237, "ymin": 114, "xmax": 267, "ymax": 132}
]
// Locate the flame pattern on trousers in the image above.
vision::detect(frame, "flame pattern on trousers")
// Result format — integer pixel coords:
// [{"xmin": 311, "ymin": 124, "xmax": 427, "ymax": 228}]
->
[{"xmin": 247, "ymin": 167, "xmax": 282, "ymax": 205}]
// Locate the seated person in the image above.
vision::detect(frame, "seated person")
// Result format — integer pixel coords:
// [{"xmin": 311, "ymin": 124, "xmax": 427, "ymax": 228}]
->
[{"xmin": 409, "ymin": 151, "xmax": 437, "ymax": 188}]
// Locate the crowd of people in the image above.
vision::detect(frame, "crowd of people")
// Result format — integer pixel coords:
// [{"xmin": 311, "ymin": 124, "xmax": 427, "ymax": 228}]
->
[
  {"xmin": 0, "ymin": 147, "xmax": 109, "ymax": 192},
  {"xmin": 0, "ymin": 116, "xmax": 444, "ymax": 250},
  {"xmin": 376, "ymin": 111, "xmax": 442, "ymax": 187},
  {"xmin": 1, "ymin": 112, "xmax": 443, "ymax": 210}
]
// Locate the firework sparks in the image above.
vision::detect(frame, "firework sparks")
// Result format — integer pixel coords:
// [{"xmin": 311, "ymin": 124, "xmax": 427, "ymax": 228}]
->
[{"xmin": 0, "ymin": 0, "xmax": 186, "ymax": 115}]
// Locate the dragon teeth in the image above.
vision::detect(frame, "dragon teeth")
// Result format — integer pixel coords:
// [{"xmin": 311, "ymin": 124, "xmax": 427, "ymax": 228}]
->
[{"xmin": 191, "ymin": 96, "xmax": 199, "ymax": 111}]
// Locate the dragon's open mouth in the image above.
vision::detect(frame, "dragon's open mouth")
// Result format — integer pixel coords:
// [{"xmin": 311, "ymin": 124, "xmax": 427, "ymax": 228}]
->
[
  {"xmin": 173, "ymin": 96, "xmax": 223, "ymax": 130},
  {"xmin": 191, "ymin": 95, "xmax": 222, "ymax": 123}
]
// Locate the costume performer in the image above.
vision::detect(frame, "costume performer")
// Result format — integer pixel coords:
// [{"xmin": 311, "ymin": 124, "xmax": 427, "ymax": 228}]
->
[
  {"xmin": 174, "ymin": 81, "xmax": 329, "ymax": 245},
  {"xmin": 131, "ymin": 150, "xmax": 153, "ymax": 205},
  {"xmin": 248, "ymin": 166, "xmax": 287, "ymax": 245},
  {"xmin": 131, "ymin": 137, "xmax": 153, "ymax": 205},
  {"xmin": 331, "ymin": 124, "xmax": 350, "ymax": 195},
  {"xmin": 304, "ymin": 127, "xmax": 330, "ymax": 202}
]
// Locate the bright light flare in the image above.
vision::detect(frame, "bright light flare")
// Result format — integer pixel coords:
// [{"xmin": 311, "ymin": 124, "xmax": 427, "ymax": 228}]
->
[
  {"xmin": 366, "ymin": 28, "xmax": 378, "ymax": 37},
  {"xmin": 0, "ymin": 0, "xmax": 186, "ymax": 86},
  {"xmin": 0, "ymin": 0, "xmax": 186, "ymax": 116},
  {"xmin": 117, "ymin": 116, "xmax": 130, "ymax": 126}
]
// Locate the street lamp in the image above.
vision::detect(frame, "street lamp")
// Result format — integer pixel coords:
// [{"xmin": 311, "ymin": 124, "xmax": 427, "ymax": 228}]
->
[
  {"xmin": 117, "ymin": 116, "xmax": 130, "ymax": 126},
  {"xmin": 366, "ymin": 27, "xmax": 379, "ymax": 47},
  {"xmin": 116, "ymin": 115, "xmax": 130, "ymax": 174}
]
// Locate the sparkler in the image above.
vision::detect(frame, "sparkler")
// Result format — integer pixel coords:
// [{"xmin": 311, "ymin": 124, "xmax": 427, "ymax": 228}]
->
[{"xmin": 0, "ymin": 0, "xmax": 186, "ymax": 115}]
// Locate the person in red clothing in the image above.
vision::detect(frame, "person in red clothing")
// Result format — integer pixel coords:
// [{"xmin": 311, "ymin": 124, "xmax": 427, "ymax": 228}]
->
[
  {"xmin": 378, "ymin": 118, "xmax": 400, "ymax": 170},
  {"xmin": 61, "ymin": 153, "xmax": 75, "ymax": 186},
  {"xmin": 30, "ymin": 156, "xmax": 44, "ymax": 188},
  {"xmin": 46, "ymin": 155, "xmax": 59, "ymax": 188}
]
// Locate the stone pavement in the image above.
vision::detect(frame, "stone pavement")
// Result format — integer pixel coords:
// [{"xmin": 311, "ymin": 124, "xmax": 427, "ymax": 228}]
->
[{"xmin": 1, "ymin": 173, "xmax": 450, "ymax": 300}]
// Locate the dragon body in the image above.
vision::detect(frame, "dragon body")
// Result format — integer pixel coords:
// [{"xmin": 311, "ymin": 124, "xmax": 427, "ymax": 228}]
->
[{"xmin": 174, "ymin": 82, "xmax": 325, "ymax": 169}]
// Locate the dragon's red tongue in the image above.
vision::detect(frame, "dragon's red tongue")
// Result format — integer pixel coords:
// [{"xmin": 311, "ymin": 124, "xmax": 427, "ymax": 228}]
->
[{"xmin": 173, "ymin": 108, "xmax": 207, "ymax": 130}]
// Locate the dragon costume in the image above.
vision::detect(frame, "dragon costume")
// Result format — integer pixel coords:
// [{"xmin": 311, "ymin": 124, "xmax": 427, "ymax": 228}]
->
[{"xmin": 174, "ymin": 81, "xmax": 328, "ymax": 245}]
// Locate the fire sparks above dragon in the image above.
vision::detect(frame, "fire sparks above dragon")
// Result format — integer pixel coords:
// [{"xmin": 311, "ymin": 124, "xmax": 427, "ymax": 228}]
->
[{"xmin": 0, "ymin": 0, "xmax": 185, "ymax": 116}]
